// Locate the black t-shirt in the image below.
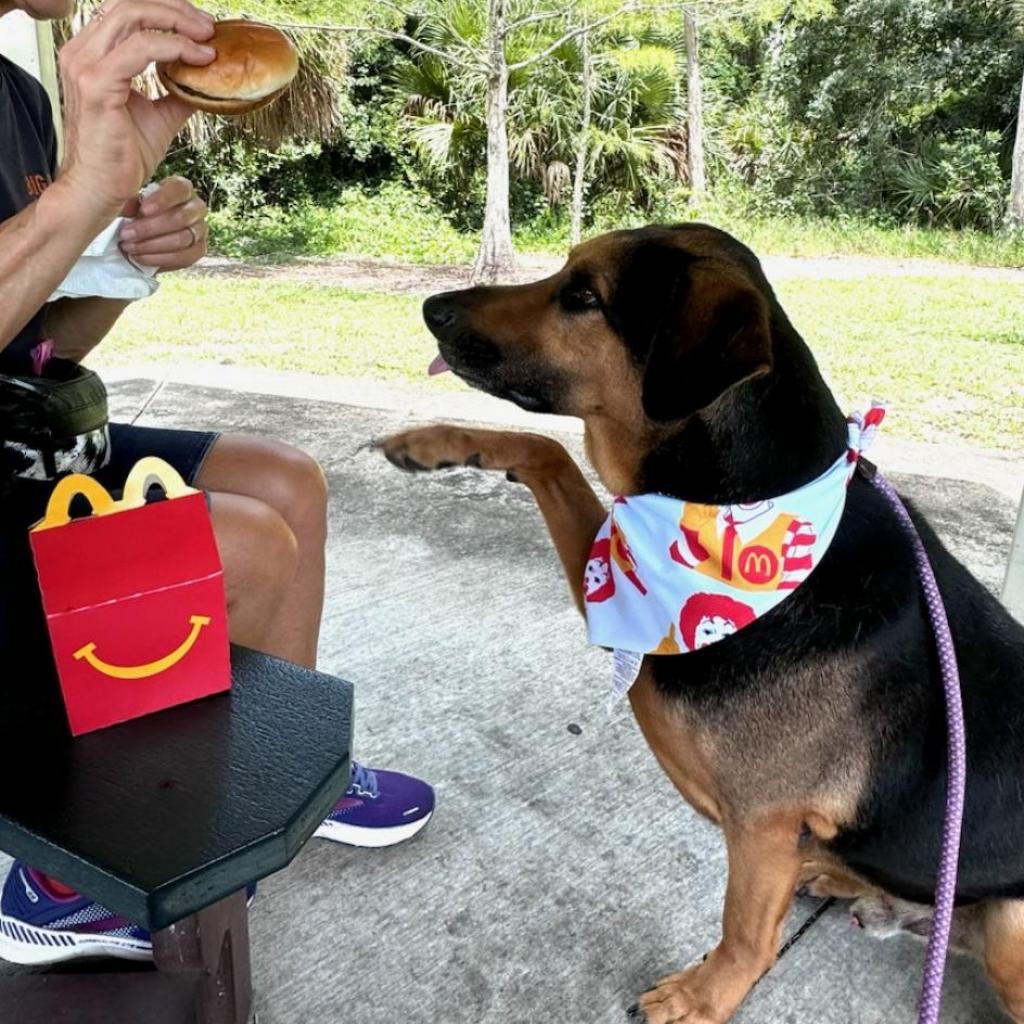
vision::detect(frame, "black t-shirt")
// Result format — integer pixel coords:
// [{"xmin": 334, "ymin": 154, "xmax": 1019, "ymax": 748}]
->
[{"xmin": 0, "ymin": 54, "xmax": 58, "ymax": 373}]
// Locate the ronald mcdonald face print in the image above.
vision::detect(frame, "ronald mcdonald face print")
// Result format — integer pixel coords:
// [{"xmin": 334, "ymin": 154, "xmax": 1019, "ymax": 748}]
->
[{"xmin": 679, "ymin": 593, "xmax": 757, "ymax": 651}]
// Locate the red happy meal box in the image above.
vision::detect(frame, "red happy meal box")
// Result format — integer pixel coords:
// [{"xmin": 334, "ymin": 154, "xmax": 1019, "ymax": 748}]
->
[{"xmin": 29, "ymin": 457, "xmax": 231, "ymax": 736}]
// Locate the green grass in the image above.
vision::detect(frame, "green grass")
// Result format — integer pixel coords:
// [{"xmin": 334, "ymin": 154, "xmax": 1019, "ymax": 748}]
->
[
  {"xmin": 703, "ymin": 210, "xmax": 1024, "ymax": 268},
  {"xmin": 94, "ymin": 273, "xmax": 1024, "ymax": 451},
  {"xmin": 209, "ymin": 185, "xmax": 477, "ymax": 264},
  {"xmin": 98, "ymin": 279, "xmax": 437, "ymax": 378},
  {"xmin": 516, "ymin": 205, "xmax": 1024, "ymax": 268},
  {"xmin": 776, "ymin": 276, "xmax": 1024, "ymax": 449},
  {"xmin": 207, "ymin": 186, "xmax": 1024, "ymax": 268}
]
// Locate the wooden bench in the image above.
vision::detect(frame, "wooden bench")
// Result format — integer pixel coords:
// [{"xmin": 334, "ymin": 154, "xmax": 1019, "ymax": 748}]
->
[{"xmin": 0, "ymin": 645, "xmax": 353, "ymax": 1024}]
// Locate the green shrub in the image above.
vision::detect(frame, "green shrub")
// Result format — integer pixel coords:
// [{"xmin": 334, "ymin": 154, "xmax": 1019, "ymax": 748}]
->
[{"xmin": 890, "ymin": 130, "xmax": 1008, "ymax": 230}]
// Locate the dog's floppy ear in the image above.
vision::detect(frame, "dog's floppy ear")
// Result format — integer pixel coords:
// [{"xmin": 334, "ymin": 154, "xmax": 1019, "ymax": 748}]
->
[{"xmin": 612, "ymin": 243, "xmax": 774, "ymax": 423}]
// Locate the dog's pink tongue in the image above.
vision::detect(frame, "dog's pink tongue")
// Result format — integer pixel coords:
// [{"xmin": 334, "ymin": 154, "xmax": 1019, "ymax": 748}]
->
[{"xmin": 428, "ymin": 354, "xmax": 451, "ymax": 376}]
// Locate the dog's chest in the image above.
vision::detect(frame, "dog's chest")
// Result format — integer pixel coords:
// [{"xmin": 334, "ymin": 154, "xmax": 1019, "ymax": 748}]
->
[{"xmin": 627, "ymin": 666, "xmax": 724, "ymax": 824}]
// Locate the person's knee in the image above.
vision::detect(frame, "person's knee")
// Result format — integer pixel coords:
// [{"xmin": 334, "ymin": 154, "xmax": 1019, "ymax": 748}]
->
[
  {"xmin": 213, "ymin": 494, "xmax": 300, "ymax": 617},
  {"xmin": 254, "ymin": 443, "xmax": 329, "ymax": 547}
]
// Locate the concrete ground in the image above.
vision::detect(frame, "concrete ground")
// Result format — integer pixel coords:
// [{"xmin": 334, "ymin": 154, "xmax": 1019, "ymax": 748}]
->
[{"xmin": 3, "ymin": 372, "xmax": 1023, "ymax": 1024}]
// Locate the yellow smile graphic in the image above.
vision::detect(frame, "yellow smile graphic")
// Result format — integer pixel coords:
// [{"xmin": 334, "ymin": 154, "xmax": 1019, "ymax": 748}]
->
[{"xmin": 73, "ymin": 615, "xmax": 211, "ymax": 680}]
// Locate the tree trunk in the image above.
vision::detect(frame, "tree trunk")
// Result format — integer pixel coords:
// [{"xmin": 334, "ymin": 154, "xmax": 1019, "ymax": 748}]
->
[
  {"xmin": 570, "ymin": 28, "xmax": 594, "ymax": 246},
  {"xmin": 473, "ymin": 0, "xmax": 517, "ymax": 284},
  {"xmin": 1010, "ymin": 62, "xmax": 1024, "ymax": 229},
  {"xmin": 684, "ymin": 7, "xmax": 706, "ymax": 199}
]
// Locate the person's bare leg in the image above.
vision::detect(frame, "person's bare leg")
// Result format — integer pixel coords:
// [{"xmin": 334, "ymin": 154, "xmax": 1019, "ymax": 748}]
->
[
  {"xmin": 197, "ymin": 436, "xmax": 328, "ymax": 668},
  {"xmin": 207, "ymin": 491, "xmax": 298, "ymax": 651}
]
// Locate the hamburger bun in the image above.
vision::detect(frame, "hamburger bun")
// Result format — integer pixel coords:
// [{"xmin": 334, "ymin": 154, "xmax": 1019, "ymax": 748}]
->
[{"xmin": 157, "ymin": 20, "xmax": 298, "ymax": 115}]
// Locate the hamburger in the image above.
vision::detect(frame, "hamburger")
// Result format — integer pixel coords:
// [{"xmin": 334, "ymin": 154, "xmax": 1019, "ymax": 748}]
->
[{"xmin": 157, "ymin": 20, "xmax": 299, "ymax": 115}]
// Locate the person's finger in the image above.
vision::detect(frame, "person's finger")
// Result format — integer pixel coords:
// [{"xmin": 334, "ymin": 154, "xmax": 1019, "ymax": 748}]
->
[
  {"xmin": 68, "ymin": 9, "xmax": 213, "ymax": 83},
  {"xmin": 131, "ymin": 236, "xmax": 206, "ymax": 270},
  {"xmin": 121, "ymin": 196, "xmax": 206, "ymax": 245},
  {"xmin": 124, "ymin": 227, "xmax": 197, "ymax": 255},
  {"xmin": 91, "ymin": 32, "xmax": 215, "ymax": 94},
  {"xmin": 74, "ymin": 0, "xmax": 214, "ymax": 60},
  {"xmin": 122, "ymin": 215, "xmax": 207, "ymax": 255},
  {"xmin": 137, "ymin": 176, "xmax": 196, "ymax": 217}
]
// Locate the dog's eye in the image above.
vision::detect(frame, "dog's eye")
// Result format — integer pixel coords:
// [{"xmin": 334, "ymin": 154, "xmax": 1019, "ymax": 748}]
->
[{"xmin": 560, "ymin": 286, "xmax": 601, "ymax": 313}]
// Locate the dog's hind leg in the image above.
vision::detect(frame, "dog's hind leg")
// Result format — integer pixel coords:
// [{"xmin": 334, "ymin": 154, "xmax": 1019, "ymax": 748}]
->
[
  {"xmin": 378, "ymin": 425, "xmax": 606, "ymax": 613},
  {"xmin": 982, "ymin": 900, "xmax": 1024, "ymax": 1022},
  {"xmin": 634, "ymin": 812, "xmax": 803, "ymax": 1024},
  {"xmin": 796, "ymin": 857, "xmax": 875, "ymax": 900}
]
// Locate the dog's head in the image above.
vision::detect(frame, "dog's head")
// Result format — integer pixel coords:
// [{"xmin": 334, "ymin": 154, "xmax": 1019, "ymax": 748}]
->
[{"xmin": 423, "ymin": 224, "xmax": 777, "ymax": 427}]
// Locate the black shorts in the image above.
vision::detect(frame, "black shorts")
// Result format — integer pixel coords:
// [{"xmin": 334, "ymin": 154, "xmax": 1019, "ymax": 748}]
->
[{"xmin": 0, "ymin": 423, "xmax": 219, "ymax": 669}]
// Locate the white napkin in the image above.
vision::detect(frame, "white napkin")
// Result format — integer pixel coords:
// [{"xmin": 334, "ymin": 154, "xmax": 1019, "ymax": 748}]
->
[{"xmin": 48, "ymin": 183, "xmax": 161, "ymax": 302}]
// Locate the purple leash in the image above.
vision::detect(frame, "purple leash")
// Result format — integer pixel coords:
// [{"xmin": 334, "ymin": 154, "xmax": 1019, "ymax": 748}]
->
[{"xmin": 868, "ymin": 469, "xmax": 966, "ymax": 1024}]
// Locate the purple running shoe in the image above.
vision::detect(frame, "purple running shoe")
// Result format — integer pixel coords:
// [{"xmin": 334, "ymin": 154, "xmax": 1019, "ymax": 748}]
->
[
  {"xmin": 0, "ymin": 863, "xmax": 258, "ymax": 966},
  {"xmin": 314, "ymin": 762, "xmax": 434, "ymax": 848},
  {"xmin": 0, "ymin": 862, "xmax": 151, "ymax": 965}
]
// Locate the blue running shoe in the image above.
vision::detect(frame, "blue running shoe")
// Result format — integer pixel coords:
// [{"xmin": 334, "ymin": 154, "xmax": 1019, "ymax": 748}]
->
[
  {"xmin": 314, "ymin": 762, "xmax": 434, "ymax": 848},
  {"xmin": 0, "ymin": 863, "xmax": 258, "ymax": 966}
]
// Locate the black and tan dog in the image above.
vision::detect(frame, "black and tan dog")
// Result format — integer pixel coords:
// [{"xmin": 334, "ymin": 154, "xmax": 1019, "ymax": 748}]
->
[{"xmin": 377, "ymin": 225, "xmax": 1024, "ymax": 1023}]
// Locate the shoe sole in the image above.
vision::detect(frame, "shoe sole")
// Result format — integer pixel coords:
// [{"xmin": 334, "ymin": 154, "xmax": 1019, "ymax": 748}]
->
[
  {"xmin": 313, "ymin": 810, "xmax": 433, "ymax": 848},
  {"xmin": 0, "ymin": 912, "xmax": 151, "ymax": 966}
]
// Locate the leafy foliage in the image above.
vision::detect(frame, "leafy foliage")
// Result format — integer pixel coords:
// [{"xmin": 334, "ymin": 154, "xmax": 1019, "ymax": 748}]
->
[
  {"xmin": 134, "ymin": 0, "xmax": 1024, "ymax": 243},
  {"xmin": 717, "ymin": 0, "xmax": 1024, "ymax": 227}
]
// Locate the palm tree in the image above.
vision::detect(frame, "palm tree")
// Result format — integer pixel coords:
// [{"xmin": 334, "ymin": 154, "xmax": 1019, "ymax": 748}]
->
[
  {"xmin": 1010, "ymin": 1, "xmax": 1024, "ymax": 228},
  {"xmin": 398, "ymin": 21, "xmax": 683, "ymax": 244}
]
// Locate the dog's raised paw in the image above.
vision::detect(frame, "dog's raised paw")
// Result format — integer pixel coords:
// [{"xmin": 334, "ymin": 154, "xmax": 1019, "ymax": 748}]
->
[{"xmin": 376, "ymin": 427, "xmax": 488, "ymax": 475}]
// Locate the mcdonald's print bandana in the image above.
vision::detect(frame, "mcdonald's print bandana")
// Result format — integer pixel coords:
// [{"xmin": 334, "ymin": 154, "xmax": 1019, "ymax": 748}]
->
[{"xmin": 585, "ymin": 406, "xmax": 886, "ymax": 707}]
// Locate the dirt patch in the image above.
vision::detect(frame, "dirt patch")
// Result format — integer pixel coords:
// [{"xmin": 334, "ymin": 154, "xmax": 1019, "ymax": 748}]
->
[{"xmin": 188, "ymin": 252, "xmax": 1024, "ymax": 295}]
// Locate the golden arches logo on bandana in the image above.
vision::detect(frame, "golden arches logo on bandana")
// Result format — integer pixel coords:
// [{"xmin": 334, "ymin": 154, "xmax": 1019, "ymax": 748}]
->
[{"xmin": 740, "ymin": 547, "xmax": 778, "ymax": 585}]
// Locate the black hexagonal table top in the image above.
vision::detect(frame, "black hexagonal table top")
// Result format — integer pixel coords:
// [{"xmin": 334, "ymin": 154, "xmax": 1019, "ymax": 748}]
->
[{"xmin": 0, "ymin": 646, "xmax": 352, "ymax": 931}]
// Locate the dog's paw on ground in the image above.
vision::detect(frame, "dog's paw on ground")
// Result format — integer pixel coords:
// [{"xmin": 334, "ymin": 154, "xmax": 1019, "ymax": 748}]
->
[{"xmin": 629, "ymin": 967, "xmax": 724, "ymax": 1024}]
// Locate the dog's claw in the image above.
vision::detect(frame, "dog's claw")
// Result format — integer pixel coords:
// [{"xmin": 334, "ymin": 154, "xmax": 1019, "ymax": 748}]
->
[{"xmin": 382, "ymin": 447, "xmax": 428, "ymax": 473}]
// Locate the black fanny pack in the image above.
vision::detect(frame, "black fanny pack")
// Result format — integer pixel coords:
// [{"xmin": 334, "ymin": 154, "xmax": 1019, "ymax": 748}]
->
[{"xmin": 0, "ymin": 359, "xmax": 111, "ymax": 482}]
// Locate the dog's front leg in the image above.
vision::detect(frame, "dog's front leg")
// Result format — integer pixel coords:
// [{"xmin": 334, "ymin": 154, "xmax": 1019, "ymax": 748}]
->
[
  {"xmin": 378, "ymin": 425, "xmax": 606, "ymax": 613},
  {"xmin": 635, "ymin": 815, "xmax": 803, "ymax": 1024}
]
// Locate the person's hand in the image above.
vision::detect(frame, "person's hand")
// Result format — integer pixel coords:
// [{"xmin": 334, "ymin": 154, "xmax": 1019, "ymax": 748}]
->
[
  {"xmin": 56, "ymin": 0, "xmax": 216, "ymax": 223},
  {"xmin": 118, "ymin": 176, "xmax": 208, "ymax": 271}
]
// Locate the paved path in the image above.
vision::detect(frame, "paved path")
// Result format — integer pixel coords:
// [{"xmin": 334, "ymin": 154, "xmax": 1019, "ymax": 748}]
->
[{"xmin": 4, "ymin": 377, "xmax": 1021, "ymax": 1023}]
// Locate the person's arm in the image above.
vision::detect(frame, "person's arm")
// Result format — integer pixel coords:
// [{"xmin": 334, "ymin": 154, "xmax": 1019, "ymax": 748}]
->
[{"xmin": 0, "ymin": 0, "xmax": 216, "ymax": 352}]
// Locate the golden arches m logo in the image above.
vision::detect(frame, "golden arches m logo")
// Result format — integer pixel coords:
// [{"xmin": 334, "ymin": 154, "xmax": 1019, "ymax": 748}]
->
[
  {"xmin": 73, "ymin": 615, "xmax": 211, "ymax": 681},
  {"xmin": 739, "ymin": 547, "xmax": 779, "ymax": 585}
]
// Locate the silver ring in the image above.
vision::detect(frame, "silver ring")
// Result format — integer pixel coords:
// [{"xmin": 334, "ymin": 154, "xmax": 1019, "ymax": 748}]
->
[{"xmin": 187, "ymin": 224, "xmax": 200, "ymax": 248}]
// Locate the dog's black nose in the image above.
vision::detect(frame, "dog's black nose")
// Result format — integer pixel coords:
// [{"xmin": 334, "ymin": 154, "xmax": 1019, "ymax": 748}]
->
[{"xmin": 423, "ymin": 295, "xmax": 461, "ymax": 335}]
